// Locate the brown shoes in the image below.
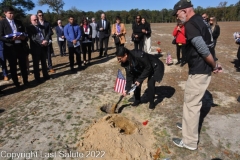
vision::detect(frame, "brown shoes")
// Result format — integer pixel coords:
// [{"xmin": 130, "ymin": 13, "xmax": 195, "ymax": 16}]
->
[{"xmin": 49, "ymin": 69, "xmax": 55, "ymax": 73}]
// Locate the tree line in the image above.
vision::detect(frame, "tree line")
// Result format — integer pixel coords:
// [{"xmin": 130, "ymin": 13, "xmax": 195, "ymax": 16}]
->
[{"xmin": 1, "ymin": 0, "xmax": 240, "ymax": 26}]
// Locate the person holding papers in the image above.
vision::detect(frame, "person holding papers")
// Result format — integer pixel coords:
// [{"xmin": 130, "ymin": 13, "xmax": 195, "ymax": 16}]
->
[
  {"xmin": 64, "ymin": 15, "xmax": 82, "ymax": 71},
  {"xmin": 55, "ymin": 20, "xmax": 66, "ymax": 57},
  {"xmin": 27, "ymin": 15, "xmax": 50, "ymax": 84}
]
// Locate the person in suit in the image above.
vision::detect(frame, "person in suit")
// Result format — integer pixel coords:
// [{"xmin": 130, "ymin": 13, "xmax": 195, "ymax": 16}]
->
[
  {"xmin": 90, "ymin": 18, "xmax": 99, "ymax": 52},
  {"xmin": 37, "ymin": 10, "xmax": 55, "ymax": 73},
  {"xmin": 80, "ymin": 18, "xmax": 92, "ymax": 65},
  {"xmin": 0, "ymin": 6, "xmax": 29, "ymax": 87},
  {"xmin": 141, "ymin": 17, "xmax": 152, "ymax": 54},
  {"xmin": 115, "ymin": 46, "xmax": 164, "ymax": 110},
  {"xmin": 64, "ymin": 15, "xmax": 82, "ymax": 71},
  {"xmin": 111, "ymin": 16, "xmax": 126, "ymax": 53},
  {"xmin": 132, "ymin": 15, "xmax": 144, "ymax": 52},
  {"xmin": 55, "ymin": 20, "xmax": 66, "ymax": 57},
  {"xmin": 27, "ymin": 15, "xmax": 50, "ymax": 84},
  {"xmin": 97, "ymin": 13, "xmax": 111, "ymax": 58}
]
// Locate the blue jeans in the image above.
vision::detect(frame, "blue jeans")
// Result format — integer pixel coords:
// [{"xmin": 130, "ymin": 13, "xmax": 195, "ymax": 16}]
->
[{"xmin": 0, "ymin": 50, "xmax": 8, "ymax": 76}]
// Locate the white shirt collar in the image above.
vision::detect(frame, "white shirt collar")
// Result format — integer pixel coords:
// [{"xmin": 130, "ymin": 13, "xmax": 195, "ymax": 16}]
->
[{"xmin": 6, "ymin": 18, "xmax": 13, "ymax": 23}]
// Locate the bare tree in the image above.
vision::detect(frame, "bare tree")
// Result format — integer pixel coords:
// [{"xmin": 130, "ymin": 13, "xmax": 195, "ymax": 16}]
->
[{"xmin": 38, "ymin": 0, "xmax": 64, "ymax": 15}]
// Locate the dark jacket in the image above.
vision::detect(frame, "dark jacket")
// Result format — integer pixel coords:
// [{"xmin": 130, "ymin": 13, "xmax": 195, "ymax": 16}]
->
[
  {"xmin": 96, "ymin": 19, "xmax": 111, "ymax": 39},
  {"xmin": 37, "ymin": 20, "xmax": 53, "ymax": 42},
  {"xmin": 211, "ymin": 24, "xmax": 220, "ymax": 40},
  {"xmin": 55, "ymin": 25, "xmax": 65, "ymax": 41},
  {"xmin": 121, "ymin": 50, "xmax": 164, "ymax": 91},
  {"xmin": 143, "ymin": 22, "xmax": 151, "ymax": 38},
  {"xmin": 185, "ymin": 14, "xmax": 213, "ymax": 75},
  {"xmin": 80, "ymin": 25, "xmax": 93, "ymax": 42},
  {"xmin": 0, "ymin": 19, "xmax": 28, "ymax": 46},
  {"xmin": 132, "ymin": 22, "xmax": 144, "ymax": 41},
  {"xmin": 26, "ymin": 24, "xmax": 49, "ymax": 54}
]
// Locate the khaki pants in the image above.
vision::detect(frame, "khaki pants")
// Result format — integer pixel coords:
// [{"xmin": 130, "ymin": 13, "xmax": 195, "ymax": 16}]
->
[
  {"xmin": 143, "ymin": 35, "xmax": 151, "ymax": 54},
  {"xmin": 182, "ymin": 74, "xmax": 211, "ymax": 148}
]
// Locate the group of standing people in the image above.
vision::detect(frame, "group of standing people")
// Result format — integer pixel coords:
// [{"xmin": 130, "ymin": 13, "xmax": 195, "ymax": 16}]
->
[
  {"xmin": 172, "ymin": 12, "xmax": 220, "ymax": 67},
  {"xmin": 131, "ymin": 15, "xmax": 152, "ymax": 53}
]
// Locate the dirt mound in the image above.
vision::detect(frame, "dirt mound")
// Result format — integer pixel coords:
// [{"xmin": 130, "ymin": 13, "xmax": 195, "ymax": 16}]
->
[{"xmin": 77, "ymin": 114, "xmax": 154, "ymax": 160}]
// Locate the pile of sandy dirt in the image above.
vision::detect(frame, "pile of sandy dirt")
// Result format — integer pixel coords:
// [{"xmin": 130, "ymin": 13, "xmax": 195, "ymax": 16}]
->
[{"xmin": 77, "ymin": 114, "xmax": 155, "ymax": 160}]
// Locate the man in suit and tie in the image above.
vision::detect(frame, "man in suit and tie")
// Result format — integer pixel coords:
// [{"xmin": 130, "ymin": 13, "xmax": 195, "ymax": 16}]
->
[
  {"xmin": 55, "ymin": 20, "xmax": 66, "ymax": 57},
  {"xmin": 37, "ymin": 10, "xmax": 55, "ymax": 73},
  {"xmin": 97, "ymin": 13, "xmax": 111, "ymax": 57},
  {"xmin": 27, "ymin": 15, "xmax": 50, "ymax": 84},
  {"xmin": 0, "ymin": 6, "xmax": 29, "ymax": 87},
  {"xmin": 90, "ymin": 18, "xmax": 99, "ymax": 52}
]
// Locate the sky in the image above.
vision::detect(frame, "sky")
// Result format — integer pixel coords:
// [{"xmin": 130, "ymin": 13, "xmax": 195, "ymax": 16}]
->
[{"xmin": 27, "ymin": 0, "xmax": 239, "ymax": 14}]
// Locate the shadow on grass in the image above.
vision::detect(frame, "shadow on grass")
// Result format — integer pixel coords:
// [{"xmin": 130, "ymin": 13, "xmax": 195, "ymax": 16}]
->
[
  {"xmin": 198, "ymin": 90, "xmax": 214, "ymax": 134},
  {"xmin": 141, "ymin": 86, "xmax": 176, "ymax": 107},
  {"xmin": 230, "ymin": 59, "xmax": 240, "ymax": 72}
]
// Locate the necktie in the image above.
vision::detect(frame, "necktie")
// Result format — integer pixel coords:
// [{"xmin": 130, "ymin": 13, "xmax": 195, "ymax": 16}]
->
[
  {"xmin": 102, "ymin": 20, "xmax": 104, "ymax": 29},
  {"xmin": 10, "ymin": 20, "xmax": 17, "ymax": 33}
]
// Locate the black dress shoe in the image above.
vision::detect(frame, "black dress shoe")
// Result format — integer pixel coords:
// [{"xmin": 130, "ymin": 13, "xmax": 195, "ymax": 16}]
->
[
  {"xmin": 131, "ymin": 100, "xmax": 141, "ymax": 107},
  {"xmin": 149, "ymin": 103, "xmax": 155, "ymax": 110},
  {"xmin": 104, "ymin": 53, "xmax": 108, "ymax": 57}
]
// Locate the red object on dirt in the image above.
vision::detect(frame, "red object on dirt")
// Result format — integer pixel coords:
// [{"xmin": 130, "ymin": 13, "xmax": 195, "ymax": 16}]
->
[
  {"xmin": 157, "ymin": 41, "xmax": 161, "ymax": 45},
  {"xmin": 142, "ymin": 120, "xmax": 148, "ymax": 126},
  {"xmin": 156, "ymin": 48, "xmax": 161, "ymax": 53}
]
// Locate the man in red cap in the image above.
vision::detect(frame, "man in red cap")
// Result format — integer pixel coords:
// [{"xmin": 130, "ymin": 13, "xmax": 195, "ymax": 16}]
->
[{"xmin": 172, "ymin": 0, "xmax": 221, "ymax": 150}]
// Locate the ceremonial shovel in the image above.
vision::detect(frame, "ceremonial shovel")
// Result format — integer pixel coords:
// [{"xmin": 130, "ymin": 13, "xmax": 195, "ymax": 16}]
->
[{"xmin": 100, "ymin": 84, "xmax": 137, "ymax": 114}]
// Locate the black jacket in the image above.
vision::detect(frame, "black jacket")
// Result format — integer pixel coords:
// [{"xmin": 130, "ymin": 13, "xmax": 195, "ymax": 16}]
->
[
  {"xmin": 37, "ymin": 20, "xmax": 53, "ymax": 41},
  {"xmin": 132, "ymin": 22, "xmax": 144, "ymax": 41},
  {"xmin": 0, "ymin": 19, "xmax": 28, "ymax": 46},
  {"xmin": 211, "ymin": 24, "xmax": 220, "ymax": 40},
  {"xmin": 96, "ymin": 19, "xmax": 111, "ymax": 39},
  {"xmin": 26, "ymin": 24, "xmax": 48, "ymax": 54},
  {"xmin": 121, "ymin": 50, "xmax": 164, "ymax": 91},
  {"xmin": 143, "ymin": 22, "xmax": 151, "ymax": 38},
  {"xmin": 80, "ymin": 25, "xmax": 93, "ymax": 42}
]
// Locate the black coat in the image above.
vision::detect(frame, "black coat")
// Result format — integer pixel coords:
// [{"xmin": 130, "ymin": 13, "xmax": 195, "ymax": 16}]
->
[
  {"xmin": 121, "ymin": 50, "xmax": 164, "ymax": 91},
  {"xmin": 212, "ymin": 24, "xmax": 220, "ymax": 40},
  {"xmin": 80, "ymin": 25, "xmax": 93, "ymax": 41},
  {"xmin": 132, "ymin": 22, "xmax": 144, "ymax": 41},
  {"xmin": 37, "ymin": 20, "xmax": 53, "ymax": 41},
  {"xmin": 0, "ymin": 19, "xmax": 28, "ymax": 46},
  {"xmin": 96, "ymin": 19, "xmax": 111, "ymax": 39},
  {"xmin": 26, "ymin": 24, "xmax": 48, "ymax": 54},
  {"xmin": 143, "ymin": 22, "xmax": 151, "ymax": 38}
]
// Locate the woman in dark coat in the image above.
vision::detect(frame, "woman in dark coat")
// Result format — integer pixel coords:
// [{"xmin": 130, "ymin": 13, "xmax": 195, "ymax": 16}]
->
[
  {"xmin": 80, "ymin": 18, "xmax": 93, "ymax": 65},
  {"xmin": 115, "ymin": 47, "xmax": 164, "ymax": 110},
  {"xmin": 210, "ymin": 17, "xmax": 220, "ymax": 61},
  {"xmin": 132, "ymin": 15, "xmax": 144, "ymax": 52}
]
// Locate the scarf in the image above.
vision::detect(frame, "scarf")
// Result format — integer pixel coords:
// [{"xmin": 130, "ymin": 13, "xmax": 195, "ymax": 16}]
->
[
  {"xmin": 116, "ymin": 23, "xmax": 121, "ymax": 34},
  {"xmin": 83, "ymin": 24, "xmax": 88, "ymax": 32}
]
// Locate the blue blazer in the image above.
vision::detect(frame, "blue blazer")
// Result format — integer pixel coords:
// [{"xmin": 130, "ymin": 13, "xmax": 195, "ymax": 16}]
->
[{"xmin": 55, "ymin": 25, "xmax": 65, "ymax": 41}]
